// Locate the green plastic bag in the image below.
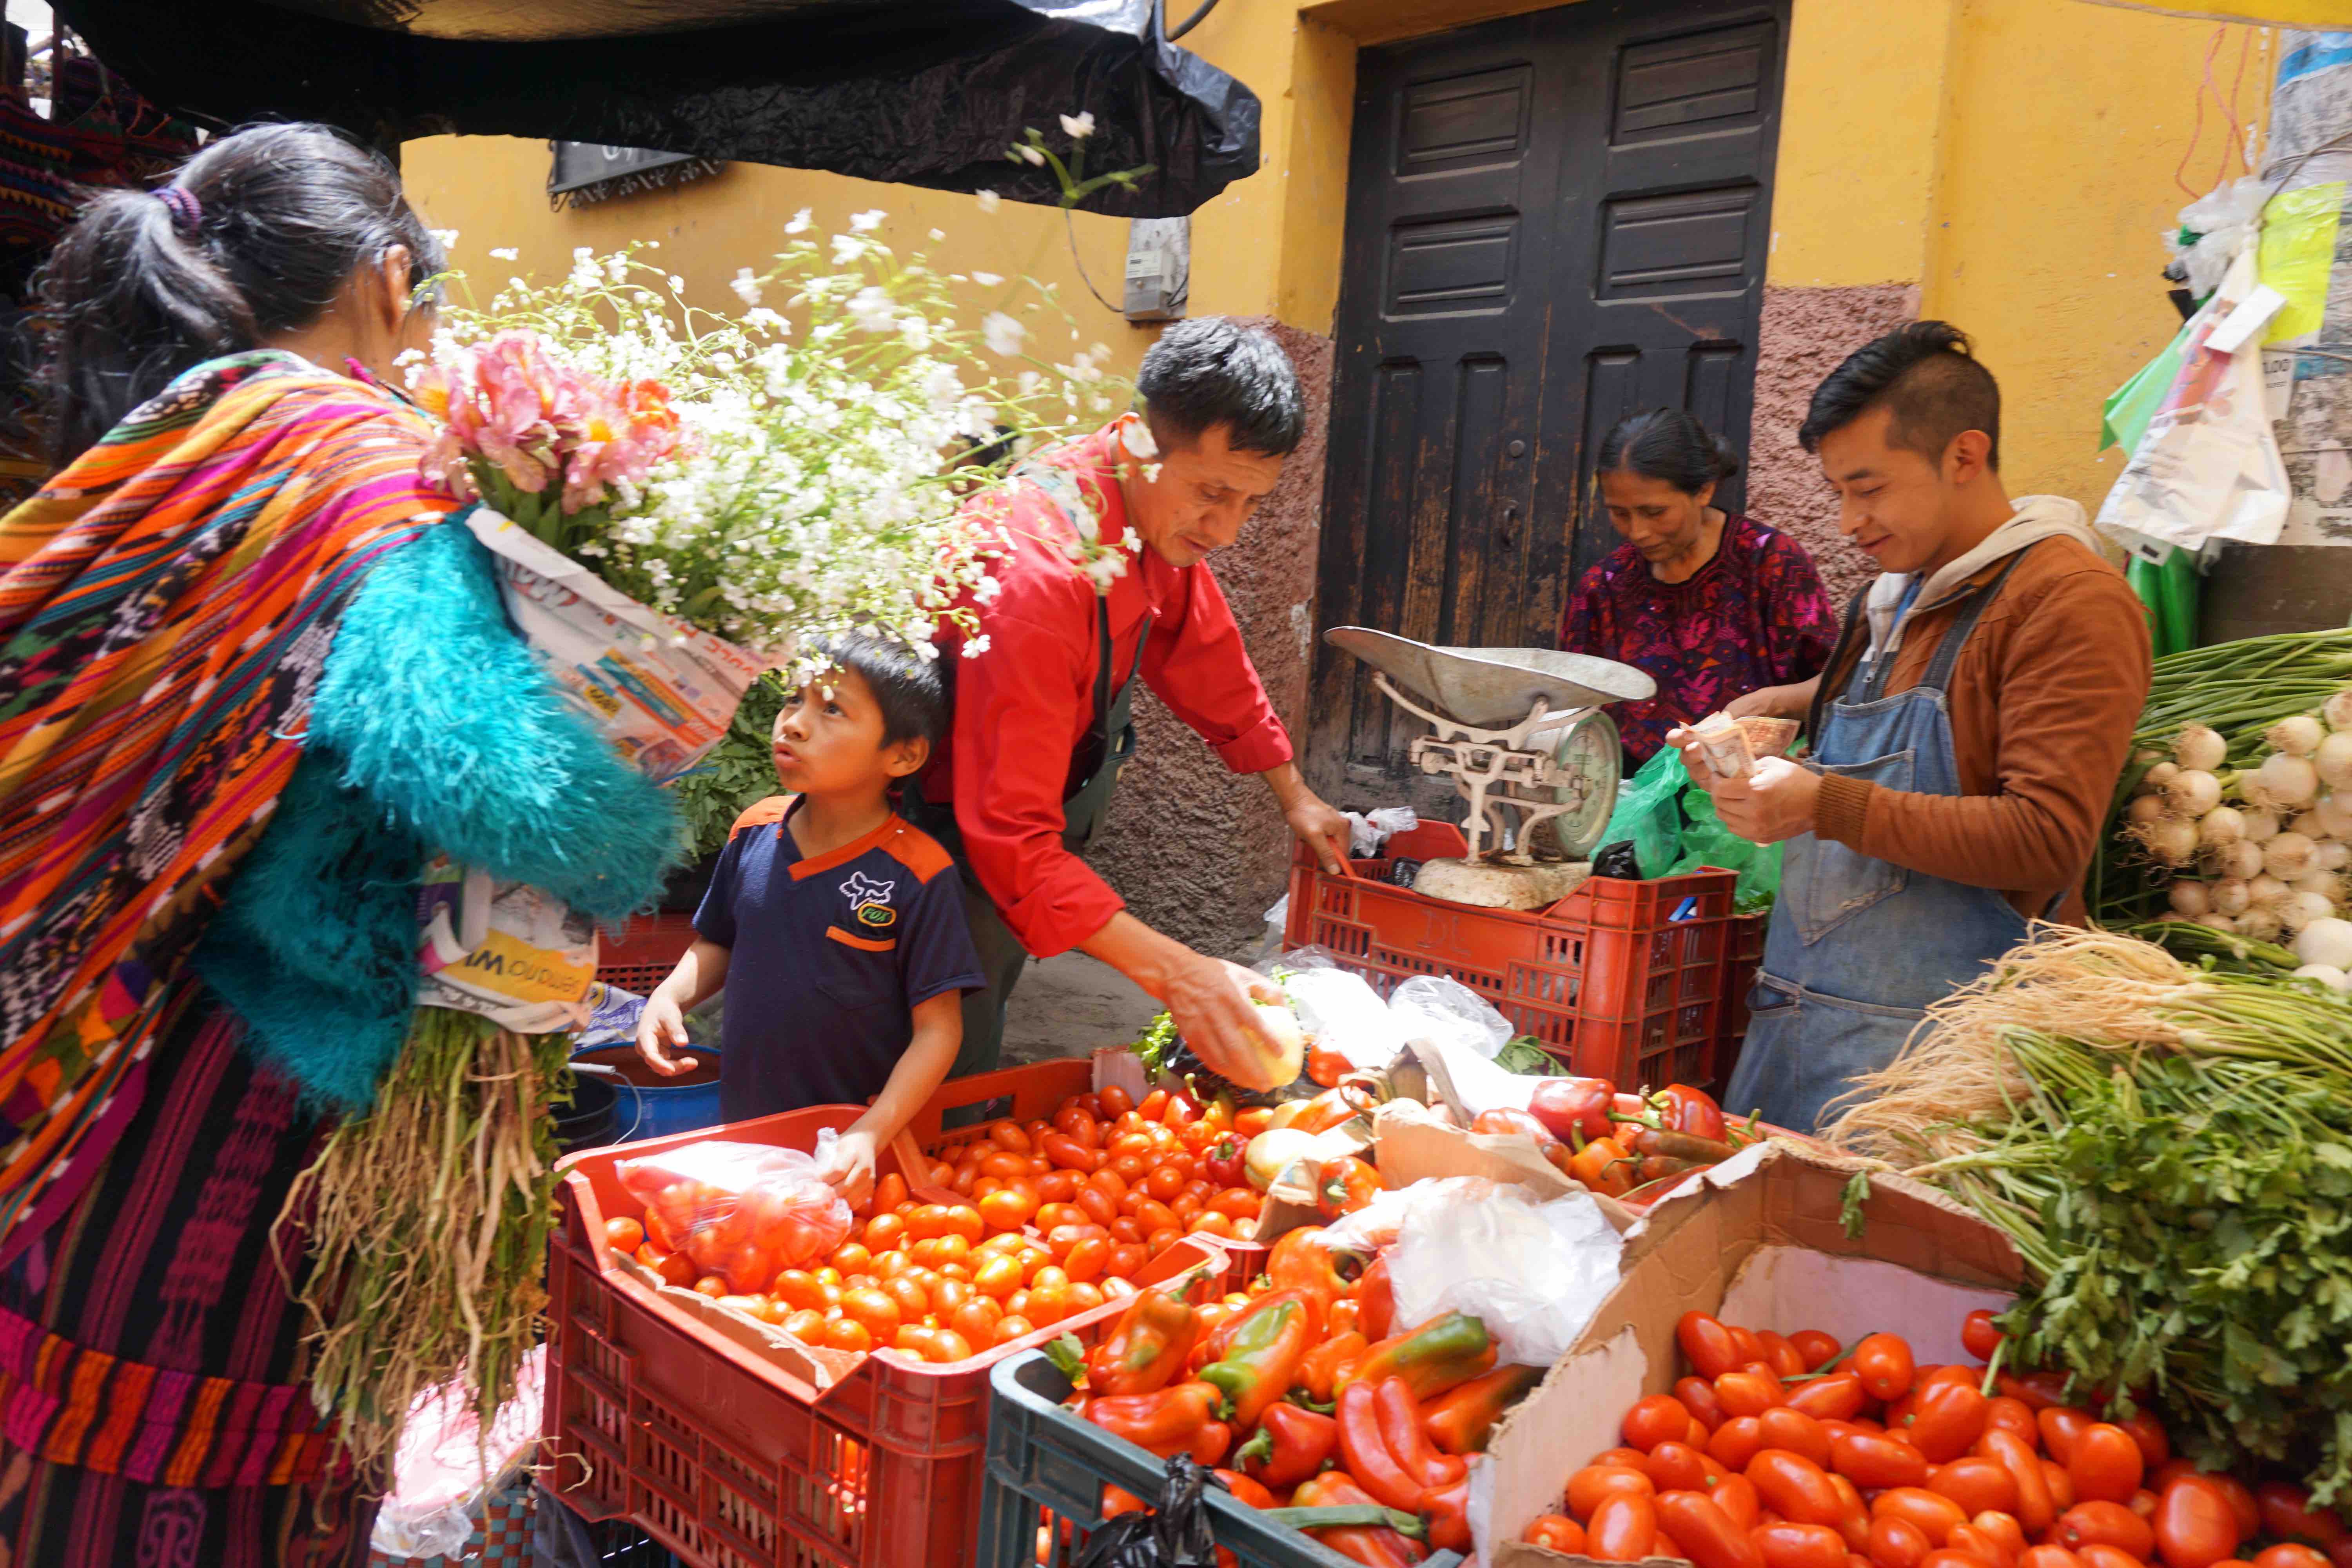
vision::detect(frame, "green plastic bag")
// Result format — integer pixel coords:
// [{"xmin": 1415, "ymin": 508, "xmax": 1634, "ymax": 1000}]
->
[
  {"xmin": 1671, "ymin": 777, "xmax": 1783, "ymax": 913},
  {"xmin": 1599, "ymin": 745, "xmax": 1688, "ymax": 878},
  {"xmin": 1597, "ymin": 743, "xmax": 1783, "ymax": 910}
]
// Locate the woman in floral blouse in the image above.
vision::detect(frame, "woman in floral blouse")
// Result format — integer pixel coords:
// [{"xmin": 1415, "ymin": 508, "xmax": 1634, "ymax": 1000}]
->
[{"xmin": 1559, "ymin": 408, "xmax": 1838, "ymax": 764}]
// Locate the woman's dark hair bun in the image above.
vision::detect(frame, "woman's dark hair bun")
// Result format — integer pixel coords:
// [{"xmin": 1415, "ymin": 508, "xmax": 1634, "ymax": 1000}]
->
[
  {"xmin": 1596, "ymin": 407, "xmax": 1740, "ymax": 495},
  {"xmin": 36, "ymin": 122, "xmax": 445, "ymax": 463}
]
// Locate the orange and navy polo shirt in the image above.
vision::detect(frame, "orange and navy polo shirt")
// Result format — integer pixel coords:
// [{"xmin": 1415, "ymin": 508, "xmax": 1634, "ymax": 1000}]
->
[{"xmin": 694, "ymin": 795, "xmax": 984, "ymax": 1121}]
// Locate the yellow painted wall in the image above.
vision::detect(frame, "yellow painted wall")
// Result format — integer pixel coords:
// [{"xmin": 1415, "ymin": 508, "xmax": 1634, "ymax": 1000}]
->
[
  {"xmin": 399, "ymin": 0, "xmax": 2270, "ymax": 512},
  {"xmin": 1923, "ymin": 2, "xmax": 2274, "ymax": 511},
  {"xmin": 400, "ymin": 133, "xmax": 1156, "ymax": 383}
]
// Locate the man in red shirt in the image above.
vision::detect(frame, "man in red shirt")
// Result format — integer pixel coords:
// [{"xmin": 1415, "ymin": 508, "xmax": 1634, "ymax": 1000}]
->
[{"xmin": 910, "ymin": 319, "xmax": 1349, "ymax": 1090}]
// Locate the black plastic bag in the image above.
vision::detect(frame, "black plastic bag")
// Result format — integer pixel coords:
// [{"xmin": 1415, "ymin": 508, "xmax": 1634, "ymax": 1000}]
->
[
  {"xmin": 1074, "ymin": 1456, "xmax": 1218, "ymax": 1568},
  {"xmin": 1592, "ymin": 840, "xmax": 1643, "ymax": 881}
]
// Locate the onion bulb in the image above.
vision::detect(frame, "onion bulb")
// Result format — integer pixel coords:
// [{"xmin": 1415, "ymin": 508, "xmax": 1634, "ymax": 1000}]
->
[
  {"xmin": 2286, "ymin": 891, "xmax": 2337, "ymax": 933},
  {"xmin": 2326, "ymin": 689, "xmax": 2352, "ymax": 732},
  {"xmin": 2166, "ymin": 769, "xmax": 2224, "ymax": 817},
  {"xmin": 2252, "ymin": 753, "xmax": 2321, "ymax": 811},
  {"xmin": 2295, "ymin": 869, "xmax": 2343, "ymax": 902},
  {"xmin": 2197, "ymin": 806, "xmax": 2246, "ymax": 848},
  {"xmin": 2167, "ymin": 880, "xmax": 2212, "ymax": 917},
  {"xmin": 2195, "ymin": 914, "xmax": 2239, "ymax": 933},
  {"xmin": 2145, "ymin": 761, "xmax": 2181, "ymax": 789},
  {"xmin": 2270, "ymin": 715, "xmax": 2326, "ymax": 757},
  {"xmin": 2136, "ymin": 816, "xmax": 2200, "ymax": 867},
  {"xmin": 2241, "ymin": 808, "xmax": 2282, "ymax": 843},
  {"xmin": 2126, "ymin": 793, "xmax": 2169, "ymax": 827},
  {"xmin": 2290, "ymin": 811, "xmax": 2325, "ymax": 840},
  {"xmin": 2318, "ymin": 840, "xmax": 2350, "ymax": 872},
  {"xmin": 2294, "ymin": 915, "xmax": 2352, "ymax": 969},
  {"xmin": 2318, "ymin": 793, "xmax": 2352, "ymax": 840},
  {"xmin": 2266, "ymin": 831, "xmax": 2319, "ymax": 879},
  {"xmin": 2292, "ymin": 962, "xmax": 2352, "ymax": 993},
  {"xmin": 2238, "ymin": 907, "xmax": 2285, "ymax": 942},
  {"xmin": 2214, "ymin": 840, "xmax": 2265, "ymax": 881},
  {"xmin": 2317, "ymin": 730, "xmax": 2352, "ymax": 791},
  {"xmin": 2249, "ymin": 873, "xmax": 2294, "ymax": 909},
  {"xmin": 2210, "ymin": 877, "xmax": 2254, "ymax": 916},
  {"xmin": 2174, "ymin": 724, "xmax": 2229, "ymax": 772}
]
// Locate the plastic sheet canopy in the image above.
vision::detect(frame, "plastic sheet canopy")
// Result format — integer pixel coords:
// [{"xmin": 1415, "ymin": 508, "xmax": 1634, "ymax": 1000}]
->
[{"xmin": 52, "ymin": 0, "xmax": 1260, "ymax": 218}]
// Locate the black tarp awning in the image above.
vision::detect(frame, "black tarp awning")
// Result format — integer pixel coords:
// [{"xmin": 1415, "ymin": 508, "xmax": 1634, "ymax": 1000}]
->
[{"xmin": 51, "ymin": 0, "xmax": 1259, "ymax": 217}]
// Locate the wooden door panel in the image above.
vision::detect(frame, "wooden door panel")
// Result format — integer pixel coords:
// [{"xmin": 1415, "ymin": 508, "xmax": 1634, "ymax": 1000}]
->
[{"xmin": 1310, "ymin": 0, "xmax": 1786, "ymax": 803}]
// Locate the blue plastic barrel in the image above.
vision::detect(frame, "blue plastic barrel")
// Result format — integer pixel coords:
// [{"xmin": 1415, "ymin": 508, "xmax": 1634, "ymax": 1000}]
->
[{"xmin": 567, "ymin": 1044, "xmax": 726, "ymax": 1146}]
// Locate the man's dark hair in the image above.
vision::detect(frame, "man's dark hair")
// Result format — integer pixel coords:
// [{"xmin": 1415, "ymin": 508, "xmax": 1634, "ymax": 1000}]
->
[
  {"xmin": 1798, "ymin": 320, "xmax": 2001, "ymax": 471},
  {"xmin": 1136, "ymin": 316, "xmax": 1304, "ymax": 457},
  {"xmin": 807, "ymin": 631, "xmax": 947, "ymax": 750}
]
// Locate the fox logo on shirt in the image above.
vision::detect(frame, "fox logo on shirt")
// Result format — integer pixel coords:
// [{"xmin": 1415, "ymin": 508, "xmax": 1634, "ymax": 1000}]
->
[{"xmin": 840, "ymin": 870, "xmax": 898, "ymax": 929}]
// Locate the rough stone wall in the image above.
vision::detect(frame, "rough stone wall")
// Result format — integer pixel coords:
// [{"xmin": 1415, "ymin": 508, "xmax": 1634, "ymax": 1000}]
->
[
  {"xmin": 1746, "ymin": 283, "xmax": 1920, "ymax": 606},
  {"xmin": 1087, "ymin": 319, "xmax": 1336, "ymax": 959}
]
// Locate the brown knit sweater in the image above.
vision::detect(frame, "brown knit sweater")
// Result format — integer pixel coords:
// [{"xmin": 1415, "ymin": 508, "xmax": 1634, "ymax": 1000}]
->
[{"xmin": 1807, "ymin": 533, "xmax": 2152, "ymax": 921}]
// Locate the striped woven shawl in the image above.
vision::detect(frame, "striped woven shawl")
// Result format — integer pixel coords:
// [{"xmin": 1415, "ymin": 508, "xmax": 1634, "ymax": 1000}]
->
[{"xmin": 0, "ymin": 350, "xmax": 450, "ymax": 1257}]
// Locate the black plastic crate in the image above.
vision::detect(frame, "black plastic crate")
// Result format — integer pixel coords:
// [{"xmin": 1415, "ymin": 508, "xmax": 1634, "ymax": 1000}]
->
[{"xmin": 974, "ymin": 1352, "xmax": 1468, "ymax": 1568}]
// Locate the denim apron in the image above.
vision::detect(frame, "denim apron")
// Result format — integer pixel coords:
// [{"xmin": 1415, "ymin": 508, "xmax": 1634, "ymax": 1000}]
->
[
  {"xmin": 902, "ymin": 463, "xmax": 1151, "ymax": 1082},
  {"xmin": 1722, "ymin": 554, "xmax": 2038, "ymax": 1132}
]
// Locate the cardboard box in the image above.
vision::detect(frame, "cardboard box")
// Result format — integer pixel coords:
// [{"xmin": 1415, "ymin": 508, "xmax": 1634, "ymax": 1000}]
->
[{"xmin": 1476, "ymin": 1142, "xmax": 2024, "ymax": 1567}]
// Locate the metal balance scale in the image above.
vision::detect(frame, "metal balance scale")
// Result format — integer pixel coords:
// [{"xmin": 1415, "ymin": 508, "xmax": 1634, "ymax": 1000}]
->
[{"xmin": 1324, "ymin": 628, "xmax": 1655, "ymax": 909}]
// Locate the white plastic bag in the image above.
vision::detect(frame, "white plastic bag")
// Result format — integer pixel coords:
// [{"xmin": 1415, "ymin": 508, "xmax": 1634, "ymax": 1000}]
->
[
  {"xmin": 370, "ymin": 1347, "xmax": 545, "ymax": 1559},
  {"xmin": 2096, "ymin": 246, "xmax": 2292, "ymax": 556},
  {"xmin": 1388, "ymin": 975, "xmax": 1512, "ymax": 1060},
  {"xmin": 1276, "ymin": 966, "xmax": 1405, "ymax": 1071},
  {"xmin": 1344, "ymin": 805, "xmax": 1419, "ymax": 858},
  {"xmin": 1381, "ymin": 1176, "xmax": 1623, "ymax": 1368}
]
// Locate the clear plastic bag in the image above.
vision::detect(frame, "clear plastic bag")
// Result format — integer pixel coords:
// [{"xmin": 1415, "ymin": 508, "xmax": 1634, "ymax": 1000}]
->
[
  {"xmin": 616, "ymin": 1139, "xmax": 852, "ymax": 1292},
  {"xmin": 369, "ymin": 1347, "xmax": 545, "ymax": 1559},
  {"xmin": 1270, "ymin": 964, "xmax": 1404, "ymax": 1070},
  {"xmin": 1387, "ymin": 975, "xmax": 1512, "ymax": 1060}
]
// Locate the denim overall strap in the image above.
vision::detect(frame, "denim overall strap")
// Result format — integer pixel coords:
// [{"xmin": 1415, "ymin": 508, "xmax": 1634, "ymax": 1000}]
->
[{"xmin": 1723, "ymin": 549, "xmax": 2040, "ymax": 1132}]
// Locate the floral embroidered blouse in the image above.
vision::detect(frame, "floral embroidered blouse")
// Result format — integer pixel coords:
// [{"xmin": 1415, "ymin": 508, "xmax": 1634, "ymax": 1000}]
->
[{"xmin": 1558, "ymin": 513, "xmax": 1839, "ymax": 764}]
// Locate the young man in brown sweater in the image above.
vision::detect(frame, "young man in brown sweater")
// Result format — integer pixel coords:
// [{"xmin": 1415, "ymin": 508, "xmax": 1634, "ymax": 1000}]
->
[{"xmin": 1683, "ymin": 322, "xmax": 2151, "ymax": 1132}]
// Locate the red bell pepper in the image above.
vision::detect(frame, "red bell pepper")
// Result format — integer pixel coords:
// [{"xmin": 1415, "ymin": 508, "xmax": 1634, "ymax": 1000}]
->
[
  {"xmin": 1373, "ymin": 1376, "xmax": 1466, "ymax": 1492},
  {"xmin": 1202, "ymin": 1133, "xmax": 1246, "ymax": 1190},
  {"xmin": 1213, "ymin": 1469, "xmax": 1277, "ymax": 1510},
  {"xmin": 1336, "ymin": 1379, "xmax": 1432, "ymax": 1513},
  {"xmin": 1420, "ymin": 1362, "xmax": 1543, "ymax": 1455},
  {"xmin": 1354, "ymin": 1256, "xmax": 1395, "ymax": 1343},
  {"xmin": 1420, "ymin": 1475, "xmax": 1471, "ymax": 1553},
  {"xmin": 1317, "ymin": 1156, "xmax": 1382, "ymax": 1221},
  {"xmin": 1236, "ymin": 1400, "xmax": 1338, "ymax": 1488},
  {"xmin": 1084, "ymin": 1263, "xmax": 1210, "ymax": 1396},
  {"xmin": 1655, "ymin": 1082, "xmax": 1728, "ymax": 1141},
  {"xmin": 1526, "ymin": 1076, "xmax": 1615, "ymax": 1145},
  {"xmin": 1307, "ymin": 1046, "xmax": 1352, "ymax": 1088},
  {"xmin": 1288, "ymin": 1471, "xmax": 1430, "ymax": 1566},
  {"xmin": 1340, "ymin": 1312, "xmax": 1495, "ymax": 1401},
  {"xmin": 1198, "ymin": 1290, "xmax": 1315, "ymax": 1432},
  {"xmin": 1084, "ymin": 1381, "xmax": 1232, "ymax": 1466},
  {"xmin": 1298, "ymin": 1329, "xmax": 1369, "ymax": 1404},
  {"xmin": 1266, "ymin": 1227, "xmax": 1352, "ymax": 1336}
]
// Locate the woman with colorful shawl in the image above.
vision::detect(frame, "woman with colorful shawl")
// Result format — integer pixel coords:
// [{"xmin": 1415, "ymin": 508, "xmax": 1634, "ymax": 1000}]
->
[{"xmin": 0, "ymin": 125, "xmax": 679, "ymax": 1565}]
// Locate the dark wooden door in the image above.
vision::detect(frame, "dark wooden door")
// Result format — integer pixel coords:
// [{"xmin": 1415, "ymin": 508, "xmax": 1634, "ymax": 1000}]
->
[{"xmin": 1307, "ymin": 0, "xmax": 1788, "ymax": 804}]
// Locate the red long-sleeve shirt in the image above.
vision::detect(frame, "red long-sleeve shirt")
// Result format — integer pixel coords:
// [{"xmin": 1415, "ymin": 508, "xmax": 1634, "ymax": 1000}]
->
[{"xmin": 924, "ymin": 426, "xmax": 1292, "ymax": 956}]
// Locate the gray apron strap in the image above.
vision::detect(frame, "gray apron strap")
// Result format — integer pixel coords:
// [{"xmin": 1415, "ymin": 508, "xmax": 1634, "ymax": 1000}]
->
[{"xmin": 1852, "ymin": 547, "xmax": 2036, "ymax": 705}]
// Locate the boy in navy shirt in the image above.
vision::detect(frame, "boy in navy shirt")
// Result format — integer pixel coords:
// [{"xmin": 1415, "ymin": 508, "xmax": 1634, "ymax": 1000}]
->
[{"xmin": 636, "ymin": 633, "xmax": 984, "ymax": 1204}]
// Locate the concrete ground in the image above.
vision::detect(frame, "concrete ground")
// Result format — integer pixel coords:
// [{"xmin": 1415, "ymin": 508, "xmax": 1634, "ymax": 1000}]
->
[{"xmin": 1000, "ymin": 951, "xmax": 1165, "ymax": 1065}]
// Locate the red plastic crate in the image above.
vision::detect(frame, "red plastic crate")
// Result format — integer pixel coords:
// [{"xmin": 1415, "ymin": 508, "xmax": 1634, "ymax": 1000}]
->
[
  {"xmin": 596, "ymin": 910, "xmax": 699, "ymax": 994},
  {"xmin": 545, "ymin": 1093, "xmax": 1230, "ymax": 1568},
  {"xmin": 1716, "ymin": 913, "xmax": 1766, "ymax": 1098},
  {"xmin": 1283, "ymin": 821, "xmax": 1737, "ymax": 1091}
]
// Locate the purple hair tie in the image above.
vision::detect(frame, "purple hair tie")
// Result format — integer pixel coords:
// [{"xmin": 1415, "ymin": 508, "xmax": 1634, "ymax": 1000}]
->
[{"xmin": 154, "ymin": 185, "xmax": 202, "ymax": 237}]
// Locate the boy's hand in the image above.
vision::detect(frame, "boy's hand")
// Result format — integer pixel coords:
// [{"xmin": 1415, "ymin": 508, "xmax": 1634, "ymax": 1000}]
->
[
  {"xmin": 1667, "ymin": 728, "xmax": 1822, "ymax": 845},
  {"xmin": 635, "ymin": 989, "xmax": 699, "ymax": 1077},
  {"xmin": 818, "ymin": 1129, "xmax": 878, "ymax": 1210}
]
